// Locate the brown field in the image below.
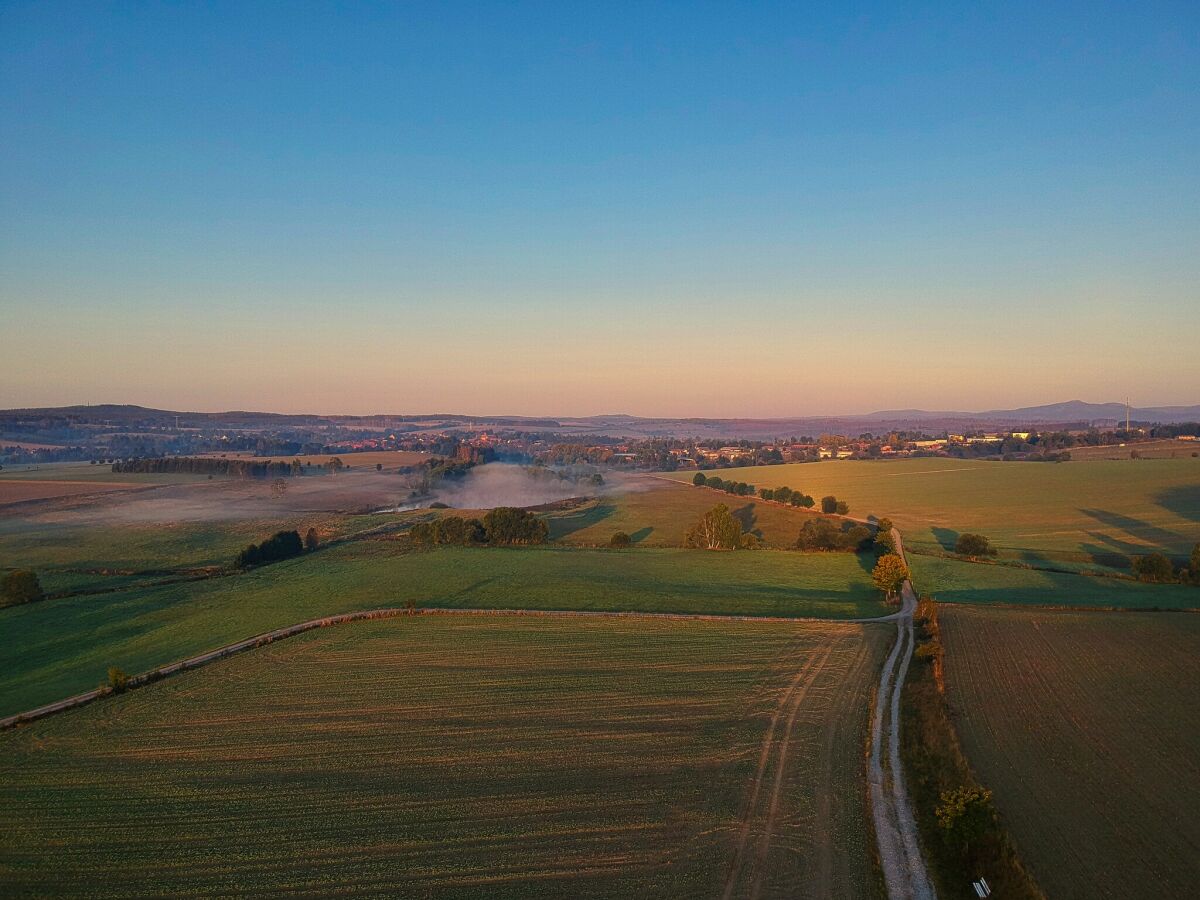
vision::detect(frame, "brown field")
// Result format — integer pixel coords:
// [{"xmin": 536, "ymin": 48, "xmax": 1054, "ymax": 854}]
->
[
  {"xmin": 941, "ymin": 606, "xmax": 1200, "ymax": 899},
  {"xmin": 0, "ymin": 440, "xmax": 67, "ymax": 450},
  {"xmin": 0, "ymin": 479, "xmax": 141, "ymax": 506},
  {"xmin": 0, "ymin": 615, "xmax": 889, "ymax": 897},
  {"xmin": 198, "ymin": 449, "xmax": 430, "ymax": 467},
  {"xmin": 1065, "ymin": 439, "xmax": 1200, "ymax": 460}
]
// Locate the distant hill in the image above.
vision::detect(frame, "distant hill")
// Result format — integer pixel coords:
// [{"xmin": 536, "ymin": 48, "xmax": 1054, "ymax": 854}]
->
[{"xmin": 2, "ymin": 400, "xmax": 1197, "ymax": 440}]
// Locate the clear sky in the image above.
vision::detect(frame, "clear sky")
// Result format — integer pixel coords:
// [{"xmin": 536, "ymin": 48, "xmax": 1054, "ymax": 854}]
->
[{"xmin": 2, "ymin": 2, "xmax": 1197, "ymax": 416}]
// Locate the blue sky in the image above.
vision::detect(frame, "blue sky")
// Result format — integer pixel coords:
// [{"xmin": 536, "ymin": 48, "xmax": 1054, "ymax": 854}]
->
[{"xmin": 2, "ymin": 2, "xmax": 1197, "ymax": 415}]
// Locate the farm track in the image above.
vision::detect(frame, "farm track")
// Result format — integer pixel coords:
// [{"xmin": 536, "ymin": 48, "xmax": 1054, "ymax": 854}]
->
[{"xmin": 869, "ymin": 531, "xmax": 936, "ymax": 900}]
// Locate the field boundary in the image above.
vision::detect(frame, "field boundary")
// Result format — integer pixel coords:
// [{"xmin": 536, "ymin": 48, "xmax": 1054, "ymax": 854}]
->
[{"xmin": 0, "ymin": 604, "xmax": 901, "ymax": 732}]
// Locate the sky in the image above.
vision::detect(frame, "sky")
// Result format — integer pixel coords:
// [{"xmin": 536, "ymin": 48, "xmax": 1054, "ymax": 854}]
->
[{"xmin": 1, "ymin": 1, "xmax": 1197, "ymax": 417}]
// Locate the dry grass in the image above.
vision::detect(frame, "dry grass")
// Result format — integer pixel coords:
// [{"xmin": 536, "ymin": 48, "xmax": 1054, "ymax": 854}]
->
[
  {"xmin": 0, "ymin": 615, "xmax": 888, "ymax": 897},
  {"xmin": 940, "ymin": 606, "xmax": 1200, "ymax": 899},
  {"xmin": 0, "ymin": 479, "xmax": 140, "ymax": 506}
]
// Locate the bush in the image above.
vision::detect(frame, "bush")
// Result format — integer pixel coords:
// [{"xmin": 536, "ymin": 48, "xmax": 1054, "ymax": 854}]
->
[
  {"xmin": 692, "ymin": 472, "xmax": 707, "ymax": 486},
  {"xmin": 954, "ymin": 533, "xmax": 996, "ymax": 558},
  {"xmin": 794, "ymin": 519, "xmax": 872, "ymax": 552},
  {"xmin": 1, "ymin": 569, "xmax": 44, "ymax": 607},
  {"xmin": 609, "ymin": 531, "xmax": 632, "ymax": 548},
  {"xmin": 304, "ymin": 528, "xmax": 319, "ymax": 551},
  {"xmin": 1131, "ymin": 552, "xmax": 1175, "ymax": 583},
  {"xmin": 835, "ymin": 500, "xmax": 850, "ymax": 515},
  {"xmin": 936, "ymin": 786, "xmax": 996, "ymax": 855},
  {"xmin": 875, "ymin": 529, "xmax": 896, "ymax": 554},
  {"xmin": 107, "ymin": 667, "xmax": 130, "ymax": 694},
  {"xmin": 820, "ymin": 495, "xmax": 838, "ymax": 514},
  {"xmin": 236, "ymin": 530, "xmax": 304, "ymax": 568},
  {"xmin": 704, "ymin": 476, "xmax": 724, "ymax": 490}
]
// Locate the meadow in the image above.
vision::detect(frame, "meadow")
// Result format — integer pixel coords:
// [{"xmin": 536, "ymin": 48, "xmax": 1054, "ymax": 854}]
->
[
  {"xmin": 0, "ymin": 615, "xmax": 889, "ymax": 898},
  {"xmin": 0, "ymin": 541, "xmax": 887, "ymax": 718},
  {"xmin": 907, "ymin": 553, "xmax": 1200, "ymax": 610},
  {"xmin": 546, "ymin": 476, "xmax": 828, "ymax": 548},
  {"xmin": 666, "ymin": 457, "xmax": 1200, "ymax": 567},
  {"xmin": 940, "ymin": 606, "xmax": 1200, "ymax": 899}
]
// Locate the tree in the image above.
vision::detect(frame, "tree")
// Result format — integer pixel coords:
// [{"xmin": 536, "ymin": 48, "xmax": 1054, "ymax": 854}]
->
[
  {"xmin": 935, "ymin": 786, "xmax": 994, "ymax": 854},
  {"xmin": 270, "ymin": 477, "xmax": 288, "ymax": 497},
  {"xmin": 872, "ymin": 553, "xmax": 909, "ymax": 598},
  {"xmin": 954, "ymin": 533, "xmax": 996, "ymax": 558},
  {"xmin": 1131, "ymin": 552, "xmax": 1175, "ymax": 583},
  {"xmin": 325, "ymin": 457, "xmax": 344, "ymax": 474},
  {"xmin": 874, "ymin": 529, "xmax": 896, "ymax": 554},
  {"xmin": 685, "ymin": 504, "xmax": 747, "ymax": 550},
  {"xmin": 482, "ymin": 507, "xmax": 548, "ymax": 545},
  {"xmin": 705, "ymin": 476, "xmax": 724, "ymax": 490},
  {"xmin": 692, "ymin": 472, "xmax": 707, "ymax": 486},
  {"xmin": 609, "ymin": 531, "xmax": 632, "ymax": 548},
  {"xmin": 376, "ymin": 462, "xmax": 383, "ymax": 471},
  {"xmin": 1, "ymin": 569, "xmax": 44, "ymax": 607},
  {"xmin": 876, "ymin": 517, "xmax": 894, "ymax": 533},
  {"xmin": 304, "ymin": 528, "xmax": 319, "ymax": 551},
  {"xmin": 835, "ymin": 500, "xmax": 850, "ymax": 515},
  {"xmin": 1191, "ymin": 542, "xmax": 1200, "ymax": 584},
  {"xmin": 821, "ymin": 495, "xmax": 838, "ymax": 514}
]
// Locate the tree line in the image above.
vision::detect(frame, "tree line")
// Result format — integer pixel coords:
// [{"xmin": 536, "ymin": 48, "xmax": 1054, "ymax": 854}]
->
[
  {"xmin": 409, "ymin": 507, "xmax": 548, "ymax": 547},
  {"xmin": 114, "ymin": 457, "xmax": 301, "ymax": 478},
  {"xmin": 235, "ymin": 529, "xmax": 318, "ymax": 568}
]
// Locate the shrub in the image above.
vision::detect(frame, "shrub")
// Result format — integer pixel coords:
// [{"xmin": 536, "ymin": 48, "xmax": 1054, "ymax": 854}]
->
[
  {"xmin": 1131, "ymin": 552, "xmax": 1175, "ymax": 583},
  {"xmin": 236, "ymin": 530, "xmax": 304, "ymax": 568},
  {"xmin": 835, "ymin": 500, "xmax": 850, "ymax": 515},
  {"xmin": 705, "ymin": 476, "xmax": 724, "ymax": 490},
  {"xmin": 692, "ymin": 472, "xmax": 706, "ymax": 486},
  {"xmin": 1, "ymin": 569, "xmax": 44, "ymax": 607},
  {"xmin": 954, "ymin": 533, "xmax": 997, "ymax": 558},
  {"xmin": 875, "ymin": 529, "xmax": 896, "ymax": 554},
  {"xmin": 936, "ymin": 786, "xmax": 996, "ymax": 855},
  {"xmin": 304, "ymin": 528, "xmax": 319, "ymax": 551},
  {"xmin": 609, "ymin": 531, "xmax": 632, "ymax": 548},
  {"xmin": 821, "ymin": 495, "xmax": 838, "ymax": 514},
  {"xmin": 107, "ymin": 667, "xmax": 130, "ymax": 694}
]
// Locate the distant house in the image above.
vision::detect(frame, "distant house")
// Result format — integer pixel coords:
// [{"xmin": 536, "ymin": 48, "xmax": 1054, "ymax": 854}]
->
[
  {"xmin": 818, "ymin": 447, "xmax": 835, "ymax": 459},
  {"xmin": 1010, "ymin": 431, "xmax": 1032, "ymax": 441}
]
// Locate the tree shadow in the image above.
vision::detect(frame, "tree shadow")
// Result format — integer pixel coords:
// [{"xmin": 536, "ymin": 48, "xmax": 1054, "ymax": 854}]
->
[
  {"xmin": 1078, "ymin": 508, "xmax": 1187, "ymax": 549},
  {"xmin": 931, "ymin": 527, "xmax": 960, "ymax": 551},
  {"xmin": 545, "ymin": 501, "xmax": 616, "ymax": 540},
  {"xmin": 1154, "ymin": 484, "xmax": 1200, "ymax": 525},
  {"xmin": 733, "ymin": 503, "xmax": 763, "ymax": 539},
  {"xmin": 854, "ymin": 551, "xmax": 877, "ymax": 575},
  {"xmin": 630, "ymin": 527, "xmax": 654, "ymax": 544}
]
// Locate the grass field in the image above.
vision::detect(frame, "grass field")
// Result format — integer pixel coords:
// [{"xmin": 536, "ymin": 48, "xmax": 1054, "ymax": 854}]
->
[
  {"xmin": 0, "ymin": 542, "xmax": 887, "ymax": 717},
  {"xmin": 908, "ymin": 553, "xmax": 1200, "ymax": 610},
  {"xmin": 940, "ymin": 606, "xmax": 1200, "ymax": 899},
  {"xmin": 666, "ymin": 457, "xmax": 1200, "ymax": 567},
  {"xmin": 546, "ymin": 477, "xmax": 827, "ymax": 548},
  {"xmin": 0, "ymin": 479, "xmax": 143, "ymax": 506},
  {"xmin": 0, "ymin": 615, "xmax": 888, "ymax": 897}
]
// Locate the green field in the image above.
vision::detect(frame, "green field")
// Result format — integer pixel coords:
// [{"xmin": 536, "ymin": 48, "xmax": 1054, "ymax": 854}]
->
[
  {"xmin": 908, "ymin": 553, "xmax": 1200, "ymax": 610},
  {"xmin": 0, "ymin": 542, "xmax": 887, "ymax": 717},
  {"xmin": 546, "ymin": 477, "xmax": 830, "ymax": 548},
  {"xmin": 940, "ymin": 606, "xmax": 1200, "ymax": 899},
  {"xmin": 0, "ymin": 509, "xmax": 409, "ymax": 596},
  {"xmin": 0, "ymin": 615, "xmax": 889, "ymax": 897},
  {"xmin": 667, "ymin": 457, "xmax": 1200, "ymax": 567}
]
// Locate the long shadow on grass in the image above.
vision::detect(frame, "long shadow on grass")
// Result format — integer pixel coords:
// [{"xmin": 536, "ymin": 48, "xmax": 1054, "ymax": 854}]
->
[
  {"xmin": 545, "ymin": 501, "xmax": 617, "ymax": 539},
  {"xmin": 1079, "ymin": 508, "xmax": 1190, "ymax": 549},
  {"xmin": 931, "ymin": 527, "xmax": 959, "ymax": 551},
  {"xmin": 1155, "ymin": 484, "xmax": 1200, "ymax": 525}
]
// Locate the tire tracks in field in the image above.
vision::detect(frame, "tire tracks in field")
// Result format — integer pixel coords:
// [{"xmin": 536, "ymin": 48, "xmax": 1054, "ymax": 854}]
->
[{"xmin": 721, "ymin": 637, "xmax": 839, "ymax": 899}]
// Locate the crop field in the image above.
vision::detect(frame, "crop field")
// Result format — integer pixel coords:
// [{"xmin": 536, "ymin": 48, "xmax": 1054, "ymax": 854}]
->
[
  {"xmin": 1064, "ymin": 439, "xmax": 1200, "ymax": 460},
  {"xmin": 197, "ymin": 449, "xmax": 430, "ymax": 468},
  {"xmin": 0, "ymin": 542, "xmax": 888, "ymax": 718},
  {"xmin": 940, "ymin": 606, "xmax": 1200, "ymax": 899},
  {"xmin": 0, "ymin": 478, "xmax": 143, "ymax": 506},
  {"xmin": 908, "ymin": 553, "xmax": 1200, "ymax": 610},
  {"xmin": 546, "ymin": 477, "xmax": 826, "ymax": 548},
  {"xmin": 0, "ymin": 461, "xmax": 219, "ymax": 484},
  {"xmin": 667, "ymin": 458, "xmax": 1200, "ymax": 571},
  {"xmin": 0, "ymin": 615, "xmax": 889, "ymax": 897}
]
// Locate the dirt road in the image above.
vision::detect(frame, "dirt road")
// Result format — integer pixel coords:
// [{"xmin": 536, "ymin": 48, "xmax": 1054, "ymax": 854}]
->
[{"xmin": 869, "ymin": 530, "xmax": 936, "ymax": 900}]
